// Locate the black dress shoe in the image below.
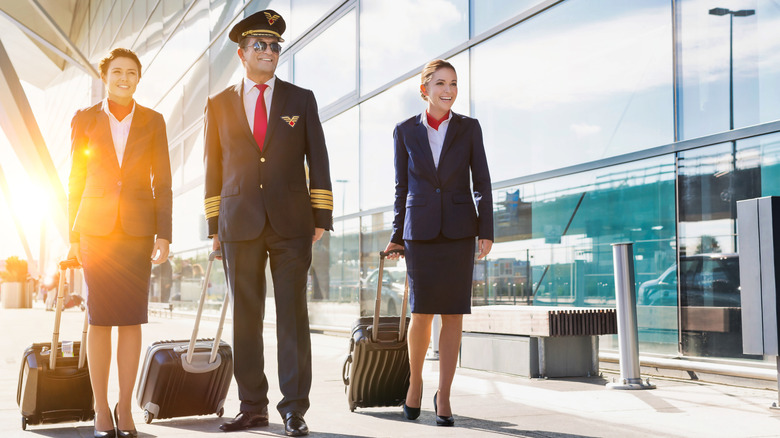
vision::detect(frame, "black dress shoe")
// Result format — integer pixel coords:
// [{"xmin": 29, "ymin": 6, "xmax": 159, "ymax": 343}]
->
[
  {"xmin": 433, "ymin": 391, "xmax": 454, "ymax": 427},
  {"xmin": 219, "ymin": 410, "xmax": 270, "ymax": 432},
  {"xmin": 284, "ymin": 411, "xmax": 309, "ymax": 437},
  {"xmin": 403, "ymin": 388, "xmax": 423, "ymax": 420},
  {"xmin": 113, "ymin": 404, "xmax": 137, "ymax": 438}
]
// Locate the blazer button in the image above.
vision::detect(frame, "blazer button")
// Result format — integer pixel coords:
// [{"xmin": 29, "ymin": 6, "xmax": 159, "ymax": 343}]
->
[
  {"xmin": 260, "ymin": 184, "xmax": 263, "ymax": 189},
  {"xmin": 260, "ymin": 157, "xmax": 266, "ymax": 162},
  {"xmin": 435, "ymin": 188, "xmax": 440, "ymax": 193},
  {"xmin": 117, "ymin": 181, "xmax": 122, "ymax": 186}
]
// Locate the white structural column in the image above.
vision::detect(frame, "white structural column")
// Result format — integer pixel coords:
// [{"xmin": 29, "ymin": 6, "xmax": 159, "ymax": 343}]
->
[{"xmin": 0, "ymin": 39, "xmax": 69, "ymax": 243}]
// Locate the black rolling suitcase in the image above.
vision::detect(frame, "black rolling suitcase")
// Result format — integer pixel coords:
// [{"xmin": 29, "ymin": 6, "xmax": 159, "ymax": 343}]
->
[
  {"xmin": 17, "ymin": 259, "xmax": 93, "ymax": 430},
  {"xmin": 343, "ymin": 250, "xmax": 411, "ymax": 411},
  {"xmin": 136, "ymin": 250, "xmax": 233, "ymax": 423}
]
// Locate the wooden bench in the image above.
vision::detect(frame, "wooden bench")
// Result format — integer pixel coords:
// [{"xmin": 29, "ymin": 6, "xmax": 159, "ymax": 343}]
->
[{"xmin": 461, "ymin": 306, "xmax": 617, "ymax": 378}]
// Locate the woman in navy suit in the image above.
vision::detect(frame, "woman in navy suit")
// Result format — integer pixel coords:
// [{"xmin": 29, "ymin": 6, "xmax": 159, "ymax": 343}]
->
[
  {"xmin": 385, "ymin": 59, "xmax": 493, "ymax": 426},
  {"xmin": 67, "ymin": 48, "xmax": 172, "ymax": 438}
]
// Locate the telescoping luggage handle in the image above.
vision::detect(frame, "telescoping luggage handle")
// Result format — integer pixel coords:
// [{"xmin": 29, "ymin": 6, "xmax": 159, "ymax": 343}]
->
[
  {"xmin": 373, "ymin": 249, "xmax": 409, "ymax": 343},
  {"xmin": 50, "ymin": 258, "xmax": 88, "ymax": 371},
  {"xmin": 186, "ymin": 250, "xmax": 229, "ymax": 365}
]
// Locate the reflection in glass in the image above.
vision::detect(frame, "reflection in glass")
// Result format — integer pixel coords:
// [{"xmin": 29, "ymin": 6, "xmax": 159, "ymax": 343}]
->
[
  {"xmin": 359, "ymin": 0, "xmax": 468, "ymax": 95},
  {"xmin": 289, "ymin": 0, "xmax": 343, "ymax": 41},
  {"xmin": 678, "ymin": 1, "xmax": 780, "ymax": 139},
  {"xmin": 358, "ymin": 212, "xmax": 405, "ymax": 317},
  {"xmin": 472, "ymin": 0, "xmax": 673, "ymax": 182},
  {"xmin": 677, "ymin": 141, "xmax": 762, "ymax": 358},
  {"xmin": 323, "ymin": 107, "xmax": 359, "ymax": 216},
  {"xmin": 488, "ymin": 156, "xmax": 677, "ymax": 354},
  {"xmin": 470, "ymin": 0, "xmax": 545, "ymax": 36},
  {"xmin": 308, "ymin": 218, "xmax": 360, "ymax": 327},
  {"xmin": 294, "ymin": 10, "xmax": 356, "ymax": 107}
]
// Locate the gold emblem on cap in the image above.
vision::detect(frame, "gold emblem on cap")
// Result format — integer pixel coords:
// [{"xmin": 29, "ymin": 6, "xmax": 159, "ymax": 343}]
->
[
  {"xmin": 264, "ymin": 12, "xmax": 280, "ymax": 25},
  {"xmin": 282, "ymin": 116, "xmax": 299, "ymax": 127}
]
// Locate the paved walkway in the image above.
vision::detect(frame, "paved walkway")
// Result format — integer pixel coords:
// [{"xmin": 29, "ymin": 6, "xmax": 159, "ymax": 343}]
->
[{"xmin": 2, "ymin": 303, "xmax": 780, "ymax": 437}]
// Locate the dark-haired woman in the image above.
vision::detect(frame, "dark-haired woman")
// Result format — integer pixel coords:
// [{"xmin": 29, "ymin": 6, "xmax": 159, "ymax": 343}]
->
[
  {"xmin": 385, "ymin": 59, "xmax": 493, "ymax": 427},
  {"xmin": 67, "ymin": 47, "xmax": 172, "ymax": 438}
]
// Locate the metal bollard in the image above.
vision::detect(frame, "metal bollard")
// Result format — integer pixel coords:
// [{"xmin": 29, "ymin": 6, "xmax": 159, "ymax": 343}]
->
[{"xmin": 607, "ymin": 243, "xmax": 655, "ymax": 390}]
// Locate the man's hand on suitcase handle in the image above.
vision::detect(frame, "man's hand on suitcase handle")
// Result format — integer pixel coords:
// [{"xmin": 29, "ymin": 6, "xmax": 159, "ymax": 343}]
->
[
  {"xmin": 211, "ymin": 234, "xmax": 222, "ymax": 260},
  {"xmin": 60, "ymin": 256, "xmax": 81, "ymax": 270},
  {"xmin": 382, "ymin": 243, "xmax": 405, "ymax": 260}
]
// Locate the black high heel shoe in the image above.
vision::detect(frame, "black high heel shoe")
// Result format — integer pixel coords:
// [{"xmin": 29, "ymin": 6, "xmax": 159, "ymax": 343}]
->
[
  {"xmin": 113, "ymin": 404, "xmax": 138, "ymax": 438},
  {"xmin": 402, "ymin": 388, "xmax": 423, "ymax": 420},
  {"xmin": 94, "ymin": 414, "xmax": 116, "ymax": 438},
  {"xmin": 433, "ymin": 391, "xmax": 454, "ymax": 427}
]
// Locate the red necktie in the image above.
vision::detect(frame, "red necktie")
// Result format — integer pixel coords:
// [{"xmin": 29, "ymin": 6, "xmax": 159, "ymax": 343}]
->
[{"xmin": 253, "ymin": 84, "xmax": 269, "ymax": 150}]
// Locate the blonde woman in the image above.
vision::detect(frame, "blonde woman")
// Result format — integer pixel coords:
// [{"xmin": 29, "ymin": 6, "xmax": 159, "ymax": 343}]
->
[{"xmin": 385, "ymin": 59, "xmax": 493, "ymax": 426}]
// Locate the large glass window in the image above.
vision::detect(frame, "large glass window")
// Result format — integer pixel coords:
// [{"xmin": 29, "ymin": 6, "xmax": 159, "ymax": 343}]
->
[
  {"xmin": 293, "ymin": 10, "xmax": 356, "ymax": 108},
  {"xmin": 308, "ymin": 218, "xmax": 361, "ymax": 327},
  {"xmin": 677, "ymin": 0, "xmax": 780, "ymax": 139},
  {"xmin": 488, "ymin": 156, "xmax": 677, "ymax": 354},
  {"xmin": 359, "ymin": 211, "xmax": 404, "ymax": 317},
  {"xmin": 470, "ymin": 0, "xmax": 546, "ymax": 36},
  {"xmin": 677, "ymin": 140, "xmax": 762, "ymax": 359},
  {"xmin": 289, "ymin": 0, "xmax": 343, "ymax": 41},
  {"xmin": 359, "ymin": 0, "xmax": 468, "ymax": 95},
  {"xmin": 323, "ymin": 107, "xmax": 359, "ymax": 216},
  {"xmin": 472, "ymin": 0, "xmax": 673, "ymax": 182}
]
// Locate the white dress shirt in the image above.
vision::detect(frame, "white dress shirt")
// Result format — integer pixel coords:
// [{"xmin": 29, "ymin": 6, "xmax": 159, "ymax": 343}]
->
[
  {"xmin": 102, "ymin": 98, "xmax": 135, "ymax": 167},
  {"xmin": 243, "ymin": 76, "xmax": 276, "ymax": 134},
  {"xmin": 421, "ymin": 111, "xmax": 452, "ymax": 169}
]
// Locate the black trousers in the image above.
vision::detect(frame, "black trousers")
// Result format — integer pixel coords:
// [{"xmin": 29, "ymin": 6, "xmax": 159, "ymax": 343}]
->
[{"xmin": 221, "ymin": 225, "xmax": 312, "ymax": 417}]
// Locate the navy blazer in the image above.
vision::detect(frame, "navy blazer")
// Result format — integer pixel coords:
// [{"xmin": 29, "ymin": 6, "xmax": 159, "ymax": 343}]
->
[
  {"xmin": 203, "ymin": 78, "xmax": 333, "ymax": 241},
  {"xmin": 68, "ymin": 102, "xmax": 172, "ymax": 243},
  {"xmin": 390, "ymin": 112, "xmax": 493, "ymax": 244}
]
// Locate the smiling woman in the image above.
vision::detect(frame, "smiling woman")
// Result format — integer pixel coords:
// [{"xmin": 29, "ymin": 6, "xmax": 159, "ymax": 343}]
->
[{"xmin": 66, "ymin": 47, "xmax": 172, "ymax": 438}]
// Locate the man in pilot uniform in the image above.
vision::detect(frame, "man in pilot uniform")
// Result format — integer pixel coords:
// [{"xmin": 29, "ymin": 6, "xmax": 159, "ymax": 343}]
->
[{"xmin": 203, "ymin": 9, "xmax": 333, "ymax": 437}]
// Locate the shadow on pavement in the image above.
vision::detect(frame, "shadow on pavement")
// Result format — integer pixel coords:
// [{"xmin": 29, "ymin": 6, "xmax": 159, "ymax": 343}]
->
[{"xmin": 358, "ymin": 411, "xmax": 598, "ymax": 438}]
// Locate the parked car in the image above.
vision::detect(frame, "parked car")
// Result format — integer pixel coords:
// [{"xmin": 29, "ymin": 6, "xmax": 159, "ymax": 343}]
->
[
  {"xmin": 638, "ymin": 253, "xmax": 741, "ymax": 307},
  {"xmin": 359, "ymin": 267, "xmax": 406, "ymax": 316}
]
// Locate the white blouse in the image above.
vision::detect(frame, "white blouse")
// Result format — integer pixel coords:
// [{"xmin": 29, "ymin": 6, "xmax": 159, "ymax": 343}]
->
[
  {"xmin": 102, "ymin": 98, "xmax": 135, "ymax": 167},
  {"xmin": 420, "ymin": 111, "xmax": 452, "ymax": 169}
]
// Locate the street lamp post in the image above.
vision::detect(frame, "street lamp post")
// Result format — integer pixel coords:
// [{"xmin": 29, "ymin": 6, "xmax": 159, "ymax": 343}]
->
[
  {"xmin": 335, "ymin": 179, "xmax": 348, "ymax": 299},
  {"xmin": 708, "ymin": 7, "xmax": 755, "ymax": 131},
  {"xmin": 708, "ymin": 7, "xmax": 755, "ymax": 251}
]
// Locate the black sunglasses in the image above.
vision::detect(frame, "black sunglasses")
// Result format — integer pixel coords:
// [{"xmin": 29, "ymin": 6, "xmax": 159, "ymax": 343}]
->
[{"xmin": 248, "ymin": 41, "xmax": 282, "ymax": 54}]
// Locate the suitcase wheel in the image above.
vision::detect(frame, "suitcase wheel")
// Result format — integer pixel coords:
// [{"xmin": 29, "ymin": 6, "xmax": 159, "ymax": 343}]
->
[
  {"xmin": 21, "ymin": 416, "xmax": 27, "ymax": 430},
  {"xmin": 217, "ymin": 407, "xmax": 224, "ymax": 417},
  {"xmin": 144, "ymin": 410, "xmax": 154, "ymax": 424}
]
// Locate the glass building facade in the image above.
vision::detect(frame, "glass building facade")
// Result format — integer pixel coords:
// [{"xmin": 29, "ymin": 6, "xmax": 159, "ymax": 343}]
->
[{"xmin": 4, "ymin": 0, "xmax": 780, "ymax": 370}]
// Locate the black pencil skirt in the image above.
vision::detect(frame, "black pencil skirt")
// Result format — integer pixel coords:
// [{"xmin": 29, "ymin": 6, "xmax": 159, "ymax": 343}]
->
[
  {"xmin": 404, "ymin": 235, "xmax": 476, "ymax": 315},
  {"xmin": 80, "ymin": 226, "xmax": 154, "ymax": 326}
]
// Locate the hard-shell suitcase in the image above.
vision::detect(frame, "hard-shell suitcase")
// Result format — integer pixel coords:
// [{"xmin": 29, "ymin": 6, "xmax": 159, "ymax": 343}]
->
[
  {"xmin": 343, "ymin": 250, "xmax": 410, "ymax": 411},
  {"xmin": 17, "ymin": 259, "xmax": 93, "ymax": 430},
  {"xmin": 136, "ymin": 250, "xmax": 233, "ymax": 423}
]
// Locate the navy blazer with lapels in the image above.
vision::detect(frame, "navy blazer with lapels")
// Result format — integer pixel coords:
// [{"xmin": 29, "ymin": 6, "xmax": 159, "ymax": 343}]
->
[
  {"xmin": 390, "ymin": 112, "xmax": 493, "ymax": 244},
  {"xmin": 204, "ymin": 77, "xmax": 333, "ymax": 241},
  {"xmin": 68, "ymin": 102, "xmax": 173, "ymax": 243}
]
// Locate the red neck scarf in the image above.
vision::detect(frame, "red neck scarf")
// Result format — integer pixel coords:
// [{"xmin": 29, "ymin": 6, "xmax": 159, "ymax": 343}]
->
[
  {"xmin": 426, "ymin": 111, "xmax": 450, "ymax": 131},
  {"xmin": 108, "ymin": 99, "xmax": 134, "ymax": 121}
]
